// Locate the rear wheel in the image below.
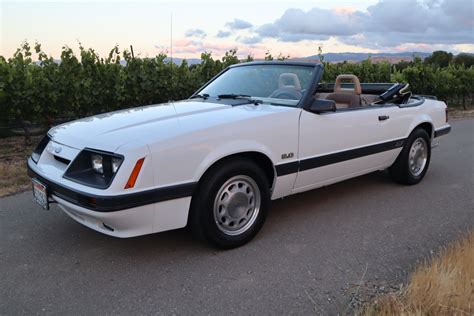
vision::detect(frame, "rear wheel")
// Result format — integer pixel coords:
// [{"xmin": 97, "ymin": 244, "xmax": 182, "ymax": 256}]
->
[
  {"xmin": 189, "ymin": 158, "xmax": 270, "ymax": 249},
  {"xmin": 389, "ymin": 128, "xmax": 431, "ymax": 185}
]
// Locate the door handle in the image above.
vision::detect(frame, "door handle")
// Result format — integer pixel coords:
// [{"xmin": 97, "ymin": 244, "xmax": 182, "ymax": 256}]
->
[{"xmin": 378, "ymin": 115, "xmax": 390, "ymax": 121}]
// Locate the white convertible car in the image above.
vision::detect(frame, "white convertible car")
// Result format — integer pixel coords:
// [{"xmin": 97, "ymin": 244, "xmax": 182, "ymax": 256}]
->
[{"xmin": 28, "ymin": 62, "xmax": 451, "ymax": 248}]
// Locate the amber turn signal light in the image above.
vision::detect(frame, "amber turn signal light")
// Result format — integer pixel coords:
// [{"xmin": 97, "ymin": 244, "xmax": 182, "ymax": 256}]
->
[{"xmin": 125, "ymin": 158, "xmax": 145, "ymax": 189}]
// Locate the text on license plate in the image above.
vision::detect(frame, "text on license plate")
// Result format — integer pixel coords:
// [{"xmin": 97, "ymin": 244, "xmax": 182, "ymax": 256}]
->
[{"xmin": 32, "ymin": 179, "xmax": 49, "ymax": 210}]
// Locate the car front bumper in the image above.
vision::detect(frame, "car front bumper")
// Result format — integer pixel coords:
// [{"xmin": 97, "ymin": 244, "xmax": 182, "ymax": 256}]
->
[
  {"xmin": 27, "ymin": 159, "xmax": 195, "ymax": 238},
  {"xmin": 53, "ymin": 193, "xmax": 192, "ymax": 238}
]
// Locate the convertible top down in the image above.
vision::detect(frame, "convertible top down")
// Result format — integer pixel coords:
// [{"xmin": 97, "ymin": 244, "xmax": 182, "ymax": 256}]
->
[{"xmin": 28, "ymin": 61, "xmax": 451, "ymax": 248}]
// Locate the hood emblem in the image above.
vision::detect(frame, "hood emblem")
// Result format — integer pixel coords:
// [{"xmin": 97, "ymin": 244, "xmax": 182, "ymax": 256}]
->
[{"xmin": 54, "ymin": 146, "xmax": 62, "ymax": 154}]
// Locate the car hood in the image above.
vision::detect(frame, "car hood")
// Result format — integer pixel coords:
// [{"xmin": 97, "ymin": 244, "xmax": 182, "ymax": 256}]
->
[{"xmin": 49, "ymin": 100, "xmax": 286, "ymax": 152}]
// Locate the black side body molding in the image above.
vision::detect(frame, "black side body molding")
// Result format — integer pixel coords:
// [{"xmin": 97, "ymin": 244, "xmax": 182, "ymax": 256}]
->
[
  {"xmin": 27, "ymin": 162, "xmax": 197, "ymax": 212},
  {"xmin": 275, "ymin": 161, "xmax": 299, "ymax": 177},
  {"xmin": 275, "ymin": 138, "xmax": 406, "ymax": 177}
]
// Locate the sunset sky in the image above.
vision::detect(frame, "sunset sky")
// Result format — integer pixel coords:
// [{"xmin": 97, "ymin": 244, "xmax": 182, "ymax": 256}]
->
[{"xmin": 1, "ymin": 0, "xmax": 473, "ymax": 59}]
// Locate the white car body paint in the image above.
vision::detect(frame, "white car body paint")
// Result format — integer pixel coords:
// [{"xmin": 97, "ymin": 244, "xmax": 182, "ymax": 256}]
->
[{"xmin": 27, "ymin": 82, "xmax": 450, "ymax": 239}]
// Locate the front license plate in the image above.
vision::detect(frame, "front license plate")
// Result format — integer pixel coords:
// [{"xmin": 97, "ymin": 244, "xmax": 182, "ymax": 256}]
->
[{"xmin": 32, "ymin": 179, "xmax": 49, "ymax": 210}]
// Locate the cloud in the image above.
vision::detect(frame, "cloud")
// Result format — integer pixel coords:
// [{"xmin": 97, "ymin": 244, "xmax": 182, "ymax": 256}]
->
[
  {"xmin": 185, "ymin": 28, "xmax": 206, "ymax": 39},
  {"xmin": 253, "ymin": 0, "xmax": 474, "ymax": 50},
  {"xmin": 172, "ymin": 38, "xmax": 238, "ymax": 56},
  {"xmin": 237, "ymin": 36, "xmax": 262, "ymax": 45},
  {"xmin": 225, "ymin": 18, "xmax": 253, "ymax": 30},
  {"xmin": 440, "ymin": 0, "xmax": 474, "ymax": 27},
  {"xmin": 255, "ymin": 7, "xmax": 363, "ymax": 42},
  {"xmin": 169, "ymin": 36, "xmax": 268, "ymax": 58},
  {"xmin": 354, "ymin": 0, "xmax": 474, "ymax": 48},
  {"xmin": 216, "ymin": 30, "xmax": 232, "ymax": 38}
]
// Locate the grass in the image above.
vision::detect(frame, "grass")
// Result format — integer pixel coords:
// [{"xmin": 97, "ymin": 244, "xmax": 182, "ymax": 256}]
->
[
  {"xmin": 0, "ymin": 136, "xmax": 39, "ymax": 197},
  {"xmin": 360, "ymin": 231, "xmax": 474, "ymax": 315}
]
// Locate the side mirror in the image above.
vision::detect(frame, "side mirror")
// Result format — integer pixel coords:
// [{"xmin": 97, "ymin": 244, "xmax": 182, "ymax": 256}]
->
[{"xmin": 308, "ymin": 98, "xmax": 337, "ymax": 114}]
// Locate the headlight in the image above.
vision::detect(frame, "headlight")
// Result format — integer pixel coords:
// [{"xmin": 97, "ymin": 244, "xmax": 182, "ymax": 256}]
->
[
  {"xmin": 91, "ymin": 154, "xmax": 103, "ymax": 174},
  {"xmin": 91, "ymin": 154, "xmax": 122, "ymax": 175},
  {"xmin": 64, "ymin": 149, "xmax": 124, "ymax": 189}
]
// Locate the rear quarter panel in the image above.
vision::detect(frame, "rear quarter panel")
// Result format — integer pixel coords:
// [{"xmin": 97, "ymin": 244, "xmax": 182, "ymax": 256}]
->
[{"xmin": 404, "ymin": 98, "xmax": 448, "ymax": 138}]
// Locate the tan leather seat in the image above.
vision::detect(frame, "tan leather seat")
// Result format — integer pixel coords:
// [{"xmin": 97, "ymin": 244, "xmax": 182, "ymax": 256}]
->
[
  {"xmin": 278, "ymin": 73, "xmax": 301, "ymax": 90},
  {"xmin": 326, "ymin": 74, "xmax": 361, "ymax": 109}
]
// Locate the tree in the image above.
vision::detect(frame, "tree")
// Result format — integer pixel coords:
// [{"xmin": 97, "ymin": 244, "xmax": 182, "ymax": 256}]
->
[
  {"xmin": 1, "ymin": 41, "xmax": 473, "ymax": 135},
  {"xmin": 277, "ymin": 53, "xmax": 290, "ymax": 61},
  {"xmin": 424, "ymin": 50, "xmax": 453, "ymax": 68},
  {"xmin": 3, "ymin": 42, "xmax": 37, "ymax": 144},
  {"xmin": 450, "ymin": 66, "xmax": 474, "ymax": 110},
  {"xmin": 221, "ymin": 49, "xmax": 239, "ymax": 68},
  {"xmin": 264, "ymin": 51, "xmax": 273, "ymax": 61},
  {"xmin": 317, "ymin": 46, "xmax": 324, "ymax": 63},
  {"xmin": 454, "ymin": 53, "xmax": 474, "ymax": 68},
  {"xmin": 33, "ymin": 42, "xmax": 60, "ymax": 127}
]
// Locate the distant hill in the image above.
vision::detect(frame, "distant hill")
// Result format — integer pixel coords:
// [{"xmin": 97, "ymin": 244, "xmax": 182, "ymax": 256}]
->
[
  {"xmin": 118, "ymin": 57, "xmax": 201, "ymax": 66},
  {"xmin": 296, "ymin": 52, "xmax": 431, "ymax": 63},
  {"xmin": 173, "ymin": 52, "xmax": 432, "ymax": 65},
  {"xmin": 164, "ymin": 57, "xmax": 202, "ymax": 65},
  {"xmin": 150, "ymin": 52, "xmax": 432, "ymax": 65}
]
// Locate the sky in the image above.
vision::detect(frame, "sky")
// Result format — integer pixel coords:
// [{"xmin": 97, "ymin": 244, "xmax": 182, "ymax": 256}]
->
[{"xmin": 1, "ymin": 0, "xmax": 473, "ymax": 60}]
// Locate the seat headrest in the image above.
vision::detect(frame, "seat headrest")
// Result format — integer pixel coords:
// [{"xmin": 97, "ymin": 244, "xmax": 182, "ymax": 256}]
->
[
  {"xmin": 334, "ymin": 74, "xmax": 362, "ymax": 95},
  {"xmin": 279, "ymin": 73, "xmax": 301, "ymax": 90}
]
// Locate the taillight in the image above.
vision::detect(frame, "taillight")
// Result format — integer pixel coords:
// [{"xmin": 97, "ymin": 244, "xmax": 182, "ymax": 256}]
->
[{"xmin": 445, "ymin": 107, "xmax": 449, "ymax": 123}]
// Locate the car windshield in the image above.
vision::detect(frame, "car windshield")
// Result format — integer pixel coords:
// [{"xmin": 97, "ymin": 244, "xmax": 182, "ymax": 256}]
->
[{"xmin": 199, "ymin": 64, "xmax": 315, "ymax": 107}]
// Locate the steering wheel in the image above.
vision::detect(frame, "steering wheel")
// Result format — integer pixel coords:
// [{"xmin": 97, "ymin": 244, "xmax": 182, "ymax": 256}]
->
[{"xmin": 269, "ymin": 87, "xmax": 302, "ymax": 100}]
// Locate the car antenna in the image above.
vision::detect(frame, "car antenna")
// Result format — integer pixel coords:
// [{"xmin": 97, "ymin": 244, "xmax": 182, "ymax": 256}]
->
[
  {"xmin": 170, "ymin": 12, "xmax": 173, "ymax": 68},
  {"xmin": 168, "ymin": 11, "xmax": 174, "ymax": 103}
]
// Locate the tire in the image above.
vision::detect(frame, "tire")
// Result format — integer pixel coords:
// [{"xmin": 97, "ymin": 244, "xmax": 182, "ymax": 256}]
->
[
  {"xmin": 189, "ymin": 158, "xmax": 270, "ymax": 249},
  {"xmin": 389, "ymin": 128, "xmax": 431, "ymax": 185}
]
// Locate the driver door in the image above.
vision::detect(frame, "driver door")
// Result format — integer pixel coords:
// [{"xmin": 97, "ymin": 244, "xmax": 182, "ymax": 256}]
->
[{"xmin": 293, "ymin": 105, "xmax": 404, "ymax": 192}]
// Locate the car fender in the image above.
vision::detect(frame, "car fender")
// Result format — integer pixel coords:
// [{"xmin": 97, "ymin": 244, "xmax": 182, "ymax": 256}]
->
[{"xmin": 193, "ymin": 139, "xmax": 277, "ymax": 183}]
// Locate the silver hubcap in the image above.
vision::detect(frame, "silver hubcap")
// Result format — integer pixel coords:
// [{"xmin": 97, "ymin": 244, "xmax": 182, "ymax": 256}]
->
[
  {"xmin": 409, "ymin": 137, "xmax": 428, "ymax": 177},
  {"xmin": 213, "ymin": 175, "xmax": 261, "ymax": 236}
]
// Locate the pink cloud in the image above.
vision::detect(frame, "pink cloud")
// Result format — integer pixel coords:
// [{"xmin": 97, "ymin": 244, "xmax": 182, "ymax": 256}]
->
[
  {"xmin": 392, "ymin": 43, "xmax": 454, "ymax": 53},
  {"xmin": 333, "ymin": 6, "xmax": 358, "ymax": 14},
  {"xmin": 174, "ymin": 39, "xmax": 194, "ymax": 46},
  {"xmin": 170, "ymin": 37, "xmax": 266, "ymax": 58}
]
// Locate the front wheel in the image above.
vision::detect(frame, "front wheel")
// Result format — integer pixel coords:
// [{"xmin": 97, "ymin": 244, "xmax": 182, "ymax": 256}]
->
[
  {"xmin": 389, "ymin": 128, "xmax": 431, "ymax": 185},
  {"xmin": 189, "ymin": 158, "xmax": 270, "ymax": 249}
]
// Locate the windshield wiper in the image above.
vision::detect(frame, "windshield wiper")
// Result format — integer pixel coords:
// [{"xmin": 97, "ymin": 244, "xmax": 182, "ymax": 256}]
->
[
  {"xmin": 218, "ymin": 94, "xmax": 252, "ymax": 98},
  {"xmin": 190, "ymin": 93, "xmax": 209, "ymax": 99},
  {"xmin": 217, "ymin": 94, "xmax": 263, "ymax": 105}
]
